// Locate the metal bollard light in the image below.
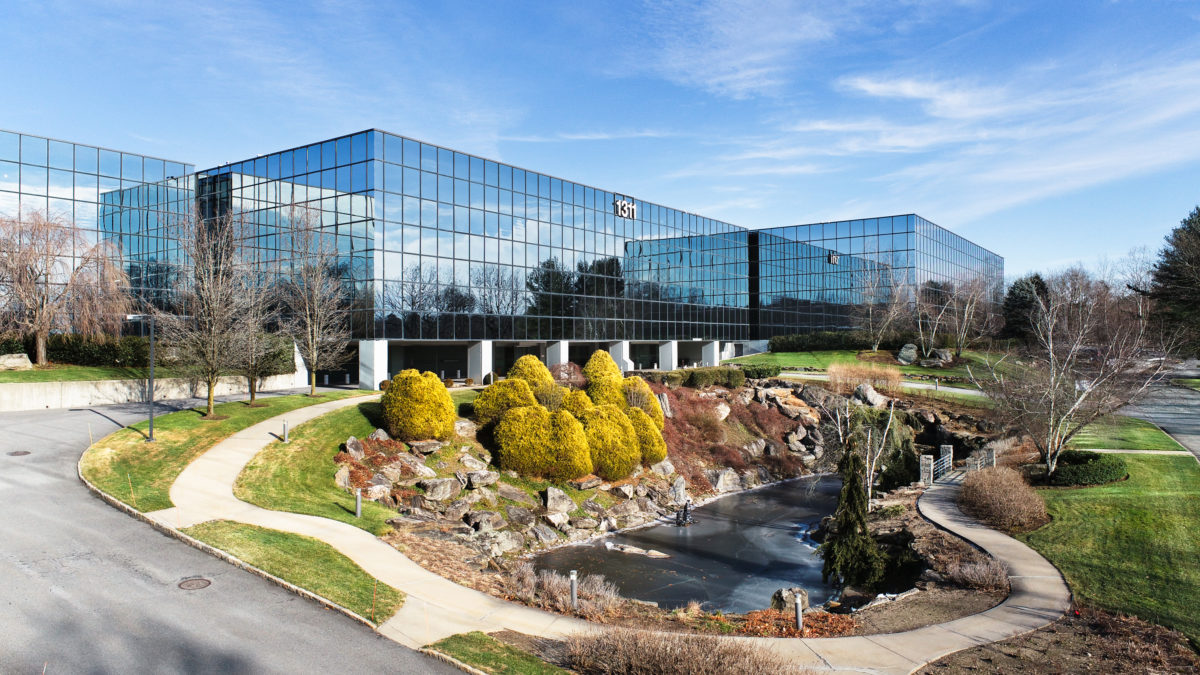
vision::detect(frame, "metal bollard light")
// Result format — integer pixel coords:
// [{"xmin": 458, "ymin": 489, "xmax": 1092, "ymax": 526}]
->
[
  {"xmin": 794, "ymin": 591, "xmax": 804, "ymax": 632},
  {"xmin": 283, "ymin": 420, "xmax": 289, "ymax": 443},
  {"xmin": 570, "ymin": 570, "xmax": 578, "ymax": 610},
  {"xmin": 355, "ymin": 488, "xmax": 362, "ymax": 518}
]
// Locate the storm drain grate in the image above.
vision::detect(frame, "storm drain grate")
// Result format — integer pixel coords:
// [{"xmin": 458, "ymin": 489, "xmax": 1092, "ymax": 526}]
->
[
  {"xmin": 178, "ymin": 578, "xmax": 211, "ymax": 590},
  {"xmin": 7, "ymin": 451, "xmax": 30, "ymax": 456}
]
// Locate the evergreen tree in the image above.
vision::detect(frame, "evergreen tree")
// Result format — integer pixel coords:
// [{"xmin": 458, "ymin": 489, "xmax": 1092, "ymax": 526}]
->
[
  {"xmin": 1000, "ymin": 273, "xmax": 1048, "ymax": 343},
  {"xmin": 820, "ymin": 446, "xmax": 885, "ymax": 588},
  {"xmin": 1150, "ymin": 206, "xmax": 1200, "ymax": 355}
]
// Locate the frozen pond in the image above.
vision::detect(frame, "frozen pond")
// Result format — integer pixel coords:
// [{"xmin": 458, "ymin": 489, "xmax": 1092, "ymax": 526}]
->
[{"xmin": 533, "ymin": 475, "xmax": 839, "ymax": 613}]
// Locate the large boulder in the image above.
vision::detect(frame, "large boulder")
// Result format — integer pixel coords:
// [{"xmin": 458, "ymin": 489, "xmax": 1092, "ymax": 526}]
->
[
  {"xmin": 784, "ymin": 429, "xmax": 807, "ymax": 453},
  {"xmin": 770, "ymin": 587, "xmax": 810, "ymax": 613},
  {"xmin": 466, "ymin": 470, "xmax": 500, "ymax": 489},
  {"xmin": 570, "ymin": 516, "xmax": 599, "ymax": 530},
  {"xmin": 650, "ymin": 458, "xmax": 675, "ymax": 476},
  {"xmin": 657, "ymin": 392, "xmax": 673, "ymax": 419},
  {"xmin": 506, "ymin": 505, "xmax": 536, "ymax": 529},
  {"xmin": 367, "ymin": 428, "xmax": 391, "ymax": 442},
  {"xmin": 334, "ymin": 465, "xmax": 351, "ymax": 490},
  {"xmin": 853, "ymin": 383, "xmax": 889, "ymax": 409},
  {"xmin": 933, "ymin": 348, "xmax": 954, "ymax": 362},
  {"xmin": 459, "ymin": 454, "xmax": 488, "ymax": 471},
  {"xmin": 529, "ymin": 524, "xmax": 559, "ymax": 545},
  {"xmin": 419, "ymin": 478, "xmax": 462, "ymax": 502},
  {"xmin": 454, "ymin": 418, "xmax": 478, "ymax": 439},
  {"xmin": 542, "ymin": 486, "xmax": 575, "ymax": 514},
  {"xmin": 742, "ymin": 438, "xmax": 767, "ymax": 458},
  {"xmin": 543, "ymin": 512, "xmax": 571, "ymax": 532},
  {"xmin": 570, "ymin": 476, "xmax": 603, "ymax": 490},
  {"xmin": 582, "ymin": 499, "xmax": 607, "ymax": 517},
  {"xmin": 713, "ymin": 401, "xmax": 731, "ymax": 422},
  {"xmin": 609, "ymin": 500, "xmax": 641, "ymax": 518},
  {"xmin": 443, "ymin": 499, "xmax": 471, "ymax": 522},
  {"xmin": 464, "ymin": 510, "xmax": 505, "ymax": 532},
  {"xmin": 496, "ymin": 482, "xmax": 536, "ymax": 506},
  {"xmin": 389, "ymin": 453, "xmax": 436, "ymax": 478},
  {"xmin": 409, "ymin": 440, "xmax": 444, "ymax": 455},
  {"xmin": 365, "ymin": 484, "xmax": 391, "ymax": 501},
  {"xmin": 669, "ymin": 476, "xmax": 688, "ymax": 505},
  {"xmin": 345, "ymin": 436, "xmax": 365, "ymax": 460},
  {"xmin": 797, "ymin": 384, "xmax": 845, "ymax": 411},
  {"xmin": 0, "ymin": 353, "xmax": 32, "ymax": 371},
  {"xmin": 920, "ymin": 359, "xmax": 946, "ymax": 369},
  {"xmin": 708, "ymin": 468, "xmax": 741, "ymax": 494},
  {"xmin": 898, "ymin": 344, "xmax": 918, "ymax": 365},
  {"xmin": 477, "ymin": 529, "xmax": 525, "ymax": 556}
]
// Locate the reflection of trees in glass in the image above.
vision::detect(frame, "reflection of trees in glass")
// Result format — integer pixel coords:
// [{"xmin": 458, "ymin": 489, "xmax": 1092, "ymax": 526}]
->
[
  {"xmin": 525, "ymin": 257, "xmax": 577, "ymax": 318},
  {"xmin": 435, "ymin": 283, "xmax": 475, "ymax": 312},
  {"xmin": 575, "ymin": 256, "xmax": 625, "ymax": 339},
  {"xmin": 394, "ymin": 264, "xmax": 438, "ymax": 311},
  {"xmin": 472, "ymin": 264, "xmax": 525, "ymax": 315}
]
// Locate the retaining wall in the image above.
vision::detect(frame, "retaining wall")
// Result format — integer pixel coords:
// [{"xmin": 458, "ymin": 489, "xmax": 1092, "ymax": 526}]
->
[{"xmin": 0, "ymin": 371, "xmax": 310, "ymax": 412}]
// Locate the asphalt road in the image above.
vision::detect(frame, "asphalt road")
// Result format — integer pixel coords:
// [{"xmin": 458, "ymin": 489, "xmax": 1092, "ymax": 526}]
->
[
  {"xmin": 1126, "ymin": 362, "xmax": 1200, "ymax": 460},
  {"xmin": 0, "ymin": 394, "xmax": 456, "ymax": 674}
]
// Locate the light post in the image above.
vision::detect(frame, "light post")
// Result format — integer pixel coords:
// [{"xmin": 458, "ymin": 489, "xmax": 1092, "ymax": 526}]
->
[{"xmin": 128, "ymin": 314, "xmax": 156, "ymax": 442}]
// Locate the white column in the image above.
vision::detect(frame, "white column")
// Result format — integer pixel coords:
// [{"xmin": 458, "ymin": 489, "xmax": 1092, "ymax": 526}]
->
[
  {"xmin": 701, "ymin": 340, "xmax": 720, "ymax": 368},
  {"xmin": 546, "ymin": 340, "xmax": 569, "ymax": 368},
  {"xmin": 468, "ymin": 340, "xmax": 493, "ymax": 383},
  {"xmin": 657, "ymin": 341, "xmax": 677, "ymax": 372},
  {"xmin": 608, "ymin": 340, "xmax": 633, "ymax": 373},
  {"xmin": 358, "ymin": 339, "xmax": 388, "ymax": 390}
]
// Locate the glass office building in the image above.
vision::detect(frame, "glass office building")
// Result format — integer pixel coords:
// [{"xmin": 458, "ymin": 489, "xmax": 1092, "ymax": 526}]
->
[{"xmin": 1, "ymin": 128, "xmax": 1002, "ymax": 384}]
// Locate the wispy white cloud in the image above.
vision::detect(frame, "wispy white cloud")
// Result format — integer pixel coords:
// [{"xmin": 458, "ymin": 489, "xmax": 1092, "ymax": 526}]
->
[
  {"xmin": 502, "ymin": 129, "xmax": 680, "ymax": 143},
  {"xmin": 625, "ymin": 0, "xmax": 847, "ymax": 99}
]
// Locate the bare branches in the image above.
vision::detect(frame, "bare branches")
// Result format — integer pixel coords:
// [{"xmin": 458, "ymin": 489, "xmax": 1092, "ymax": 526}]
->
[
  {"xmin": 278, "ymin": 204, "xmax": 351, "ymax": 395},
  {"xmin": 853, "ymin": 261, "xmax": 911, "ymax": 352},
  {"xmin": 947, "ymin": 276, "xmax": 1001, "ymax": 357},
  {"xmin": 156, "ymin": 207, "xmax": 253, "ymax": 416},
  {"xmin": 0, "ymin": 211, "xmax": 130, "ymax": 365},
  {"xmin": 971, "ymin": 267, "xmax": 1171, "ymax": 475}
]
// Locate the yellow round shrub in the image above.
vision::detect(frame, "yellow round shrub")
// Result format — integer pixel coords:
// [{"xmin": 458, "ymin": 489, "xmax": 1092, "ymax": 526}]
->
[
  {"xmin": 579, "ymin": 404, "xmax": 640, "ymax": 481},
  {"xmin": 473, "ymin": 378, "xmax": 537, "ymax": 426},
  {"xmin": 494, "ymin": 405, "xmax": 552, "ymax": 477},
  {"xmin": 584, "ymin": 350, "xmax": 626, "ymax": 408},
  {"xmin": 561, "ymin": 388, "xmax": 594, "ymax": 417},
  {"xmin": 380, "ymin": 369, "xmax": 455, "ymax": 441},
  {"xmin": 508, "ymin": 354, "xmax": 555, "ymax": 390},
  {"xmin": 622, "ymin": 376, "xmax": 664, "ymax": 430},
  {"xmin": 627, "ymin": 407, "xmax": 667, "ymax": 466},
  {"xmin": 546, "ymin": 411, "xmax": 593, "ymax": 481}
]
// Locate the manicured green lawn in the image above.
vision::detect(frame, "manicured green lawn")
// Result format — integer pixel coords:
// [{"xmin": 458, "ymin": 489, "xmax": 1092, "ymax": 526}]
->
[
  {"xmin": 1174, "ymin": 378, "xmax": 1200, "ymax": 392},
  {"xmin": 182, "ymin": 520, "xmax": 404, "ymax": 623},
  {"xmin": 725, "ymin": 349, "xmax": 1002, "ymax": 380},
  {"xmin": 1068, "ymin": 415, "xmax": 1186, "ymax": 451},
  {"xmin": 1020, "ymin": 454, "xmax": 1200, "ymax": 645},
  {"xmin": 80, "ymin": 390, "xmax": 369, "ymax": 512},
  {"xmin": 427, "ymin": 632, "xmax": 566, "ymax": 674},
  {"xmin": 0, "ymin": 363, "xmax": 196, "ymax": 383},
  {"xmin": 451, "ymin": 388, "xmax": 481, "ymax": 416},
  {"xmin": 235, "ymin": 401, "xmax": 398, "ymax": 535}
]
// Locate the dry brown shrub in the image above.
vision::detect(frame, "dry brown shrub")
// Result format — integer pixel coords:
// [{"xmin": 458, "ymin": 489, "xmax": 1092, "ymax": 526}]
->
[
  {"xmin": 504, "ymin": 563, "xmax": 623, "ymax": 621},
  {"xmin": 827, "ymin": 362, "xmax": 902, "ymax": 394},
  {"xmin": 948, "ymin": 558, "xmax": 1009, "ymax": 590},
  {"xmin": 565, "ymin": 628, "xmax": 801, "ymax": 674},
  {"xmin": 958, "ymin": 466, "xmax": 1048, "ymax": 532}
]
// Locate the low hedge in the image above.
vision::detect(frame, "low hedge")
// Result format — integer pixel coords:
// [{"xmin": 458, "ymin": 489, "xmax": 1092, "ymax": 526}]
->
[
  {"xmin": 1051, "ymin": 450, "xmax": 1128, "ymax": 486},
  {"xmin": 738, "ymin": 364, "xmax": 782, "ymax": 379},
  {"xmin": 767, "ymin": 330, "xmax": 944, "ymax": 353},
  {"xmin": 684, "ymin": 366, "xmax": 745, "ymax": 389}
]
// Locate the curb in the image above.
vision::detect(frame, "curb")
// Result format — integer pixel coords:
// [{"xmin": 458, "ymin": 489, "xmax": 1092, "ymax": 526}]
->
[
  {"xmin": 77, "ymin": 454, "xmax": 383, "ymax": 632},
  {"xmin": 419, "ymin": 648, "xmax": 492, "ymax": 675}
]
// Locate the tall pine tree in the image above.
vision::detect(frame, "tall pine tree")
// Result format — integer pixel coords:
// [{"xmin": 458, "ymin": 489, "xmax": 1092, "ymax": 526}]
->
[
  {"xmin": 1000, "ymin": 273, "xmax": 1048, "ymax": 344},
  {"xmin": 1150, "ymin": 206, "xmax": 1200, "ymax": 356},
  {"xmin": 821, "ymin": 443, "xmax": 885, "ymax": 588}
]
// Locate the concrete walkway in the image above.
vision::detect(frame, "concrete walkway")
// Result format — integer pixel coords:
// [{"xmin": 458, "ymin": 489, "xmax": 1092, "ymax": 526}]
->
[{"xmin": 146, "ymin": 397, "xmax": 1072, "ymax": 674}]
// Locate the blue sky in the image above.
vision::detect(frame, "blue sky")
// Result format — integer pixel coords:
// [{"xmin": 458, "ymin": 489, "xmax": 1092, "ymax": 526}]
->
[{"xmin": 3, "ymin": 1, "xmax": 1199, "ymax": 276}]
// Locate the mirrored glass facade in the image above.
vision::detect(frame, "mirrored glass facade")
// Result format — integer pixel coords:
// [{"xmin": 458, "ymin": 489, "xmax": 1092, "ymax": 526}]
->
[
  {"xmin": 0, "ymin": 128, "xmax": 192, "ymax": 274},
  {"xmin": 6, "ymin": 127, "xmax": 1003, "ymax": 360}
]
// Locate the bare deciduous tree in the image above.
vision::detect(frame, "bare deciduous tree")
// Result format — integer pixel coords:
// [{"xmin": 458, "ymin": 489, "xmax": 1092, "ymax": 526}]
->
[
  {"xmin": 0, "ymin": 211, "xmax": 130, "ymax": 365},
  {"xmin": 279, "ymin": 205, "xmax": 351, "ymax": 396},
  {"xmin": 854, "ymin": 261, "xmax": 911, "ymax": 352},
  {"xmin": 914, "ymin": 281, "xmax": 952, "ymax": 358},
  {"xmin": 158, "ymin": 208, "xmax": 250, "ymax": 417},
  {"xmin": 948, "ymin": 276, "xmax": 1001, "ymax": 357},
  {"xmin": 232, "ymin": 269, "xmax": 284, "ymax": 405},
  {"xmin": 970, "ymin": 267, "xmax": 1170, "ymax": 476}
]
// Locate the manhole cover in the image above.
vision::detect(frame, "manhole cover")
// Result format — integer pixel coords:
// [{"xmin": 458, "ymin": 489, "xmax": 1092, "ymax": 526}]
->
[
  {"xmin": 178, "ymin": 578, "xmax": 211, "ymax": 590},
  {"xmin": 7, "ymin": 451, "xmax": 30, "ymax": 456}
]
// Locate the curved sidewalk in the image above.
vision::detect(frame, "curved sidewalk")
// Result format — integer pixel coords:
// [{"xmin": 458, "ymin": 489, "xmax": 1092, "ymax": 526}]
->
[{"xmin": 145, "ymin": 397, "xmax": 1070, "ymax": 674}]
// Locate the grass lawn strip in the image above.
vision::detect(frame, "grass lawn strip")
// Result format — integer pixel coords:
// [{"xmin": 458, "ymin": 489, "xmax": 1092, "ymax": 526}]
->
[
  {"xmin": 79, "ymin": 390, "xmax": 369, "ymax": 512},
  {"xmin": 1173, "ymin": 378, "xmax": 1200, "ymax": 392},
  {"xmin": 1067, "ymin": 415, "xmax": 1186, "ymax": 452},
  {"xmin": 235, "ymin": 401, "xmax": 397, "ymax": 535},
  {"xmin": 1020, "ymin": 454, "xmax": 1200, "ymax": 645},
  {"xmin": 0, "ymin": 363, "xmax": 198, "ymax": 383},
  {"xmin": 724, "ymin": 348, "xmax": 1003, "ymax": 381},
  {"xmin": 427, "ymin": 632, "xmax": 566, "ymax": 675},
  {"xmin": 182, "ymin": 519, "xmax": 404, "ymax": 623}
]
